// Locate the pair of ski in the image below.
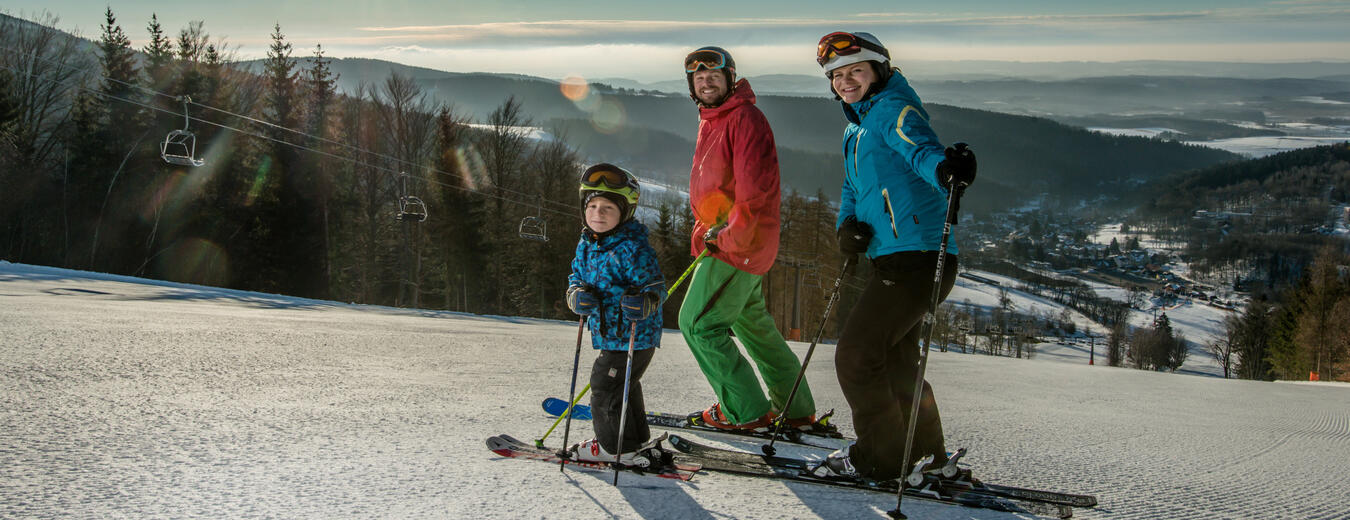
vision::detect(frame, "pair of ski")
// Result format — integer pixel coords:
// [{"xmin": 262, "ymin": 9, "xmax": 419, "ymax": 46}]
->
[
  {"xmin": 541, "ymin": 397, "xmax": 846, "ymax": 449},
  {"xmin": 486, "ymin": 433, "xmax": 701, "ymax": 481},
  {"xmin": 487, "ymin": 431, "xmax": 1084, "ymax": 519},
  {"xmin": 664, "ymin": 434, "xmax": 1087, "ymax": 518},
  {"xmin": 531, "ymin": 398, "xmax": 1095, "ymax": 516}
]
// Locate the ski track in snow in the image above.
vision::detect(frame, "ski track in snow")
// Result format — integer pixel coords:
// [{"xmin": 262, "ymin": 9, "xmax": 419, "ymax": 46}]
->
[{"xmin": 2, "ymin": 261, "xmax": 1348, "ymax": 519}]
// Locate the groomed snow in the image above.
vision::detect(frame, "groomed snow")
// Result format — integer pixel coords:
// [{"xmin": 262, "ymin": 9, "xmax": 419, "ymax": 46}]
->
[{"xmin": 3, "ymin": 261, "xmax": 1348, "ymax": 519}]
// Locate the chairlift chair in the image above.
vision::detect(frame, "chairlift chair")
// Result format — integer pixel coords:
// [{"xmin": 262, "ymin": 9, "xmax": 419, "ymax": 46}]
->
[
  {"xmin": 397, "ymin": 195, "xmax": 428, "ymax": 222},
  {"xmin": 394, "ymin": 171, "xmax": 428, "ymax": 223},
  {"xmin": 160, "ymin": 96, "xmax": 205, "ymax": 167},
  {"xmin": 518, "ymin": 195, "xmax": 548, "ymax": 242}
]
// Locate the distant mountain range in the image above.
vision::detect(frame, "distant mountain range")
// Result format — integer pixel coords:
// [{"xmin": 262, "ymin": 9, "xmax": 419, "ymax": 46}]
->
[
  {"xmin": 232, "ymin": 56, "xmax": 1246, "ymax": 214},
  {"xmin": 0, "ymin": 11, "xmax": 1283, "ymax": 215}
]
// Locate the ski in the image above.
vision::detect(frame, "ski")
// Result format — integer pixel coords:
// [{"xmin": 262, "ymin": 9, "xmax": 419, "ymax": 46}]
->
[
  {"xmin": 666, "ymin": 434, "xmax": 1089, "ymax": 516},
  {"xmin": 542, "ymin": 397, "xmax": 847, "ymax": 450},
  {"xmin": 486, "ymin": 434, "xmax": 700, "ymax": 481}
]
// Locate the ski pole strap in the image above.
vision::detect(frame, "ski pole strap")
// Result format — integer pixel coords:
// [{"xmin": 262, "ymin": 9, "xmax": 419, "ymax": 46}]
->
[{"xmin": 537, "ymin": 383, "xmax": 591, "ymax": 446}]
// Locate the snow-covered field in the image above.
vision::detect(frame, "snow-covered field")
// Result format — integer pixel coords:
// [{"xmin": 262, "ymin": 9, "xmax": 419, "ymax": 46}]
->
[
  {"xmin": 1185, "ymin": 136, "xmax": 1349, "ymax": 158},
  {"xmin": 3, "ymin": 261, "xmax": 1349, "ymax": 519}
]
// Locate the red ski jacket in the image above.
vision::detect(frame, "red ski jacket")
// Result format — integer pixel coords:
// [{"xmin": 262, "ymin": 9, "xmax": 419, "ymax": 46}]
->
[{"xmin": 688, "ymin": 80, "xmax": 781, "ymax": 276}]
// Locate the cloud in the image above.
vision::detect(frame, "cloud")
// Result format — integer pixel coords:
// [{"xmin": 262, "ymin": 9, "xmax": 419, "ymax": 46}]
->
[{"xmin": 331, "ymin": 6, "xmax": 1350, "ymax": 51}]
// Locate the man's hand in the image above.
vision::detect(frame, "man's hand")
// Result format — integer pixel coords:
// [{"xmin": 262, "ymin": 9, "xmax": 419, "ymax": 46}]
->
[{"xmin": 702, "ymin": 223, "xmax": 728, "ymax": 254}]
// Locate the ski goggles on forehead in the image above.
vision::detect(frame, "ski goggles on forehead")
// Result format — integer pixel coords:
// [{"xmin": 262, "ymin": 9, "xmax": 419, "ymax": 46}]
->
[
  {"xmin": 685, "ymin": 49, "xmax": 729, "ymax": 73},
  {"xmin": 816, "ymin": 32, "xmax": 889, "ymax": 66},
  {"xmin": 581, "ymin": 168, "xmax": 633, "ymax": 190}
]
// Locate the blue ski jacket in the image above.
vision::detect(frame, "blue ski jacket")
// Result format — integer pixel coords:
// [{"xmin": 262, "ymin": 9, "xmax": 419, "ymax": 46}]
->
[
  {"xmin": 837, "ymin": 69, "xmax": 959, "ymax": 258},
  {"xmin": 568, "ymin": 219, "xmax": 666, "ymax": 351}
]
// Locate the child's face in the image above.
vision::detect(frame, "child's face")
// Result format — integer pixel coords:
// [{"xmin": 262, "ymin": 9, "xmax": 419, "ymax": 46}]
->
[{"xmin": 585, "ymin": 196, "xmax": 622, "ymax": 234}]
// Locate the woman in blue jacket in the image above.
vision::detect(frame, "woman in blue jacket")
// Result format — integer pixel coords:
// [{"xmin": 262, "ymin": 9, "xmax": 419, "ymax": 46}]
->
[{"xmin": 814, "ymin": 31, "xmax": 977, "ymax": 481}]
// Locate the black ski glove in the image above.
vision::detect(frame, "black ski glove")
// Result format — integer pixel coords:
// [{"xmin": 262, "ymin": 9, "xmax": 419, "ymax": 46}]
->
[
  {"xmin": 702, "ymin": 222, "xmax": 728, "ymax": 254},
  {"xmin": 838, "ymin": 216, "xmax": 872, "ymax": 276},
  {"xmin": 837, "ymin": 216, "xmax": 872, "ymax": 256},
  {"xmin": 566, "ymin": 285, "xmax": 598, "ymax": 316},
  {"xmin": 936, "ymin": 142, "xmax": 977, "ymax": 190}
]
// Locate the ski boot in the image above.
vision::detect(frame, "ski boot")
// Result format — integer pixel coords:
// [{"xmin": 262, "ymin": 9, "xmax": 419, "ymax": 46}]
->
[{"xmin": 566, "ymin": 433, "xmax": 673, "ymax": 469}]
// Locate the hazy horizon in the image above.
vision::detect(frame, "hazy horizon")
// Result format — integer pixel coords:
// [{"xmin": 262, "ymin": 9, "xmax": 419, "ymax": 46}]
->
[{"xmin": 19, "ymin": 1, "xmax": 1350, "ymax": 83}]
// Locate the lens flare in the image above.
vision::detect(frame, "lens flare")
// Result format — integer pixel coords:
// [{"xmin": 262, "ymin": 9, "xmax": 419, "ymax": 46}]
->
[
  {"xmin": 560, "ymin": 75, "xmax": 589, "ymax": 101},
  {"xmin": 247, "ymin": 156, "xmax": 272, "ymax": 206},
  {"xmin": 156, "ymin": 237, "xmax": 228, "ymax": 286},
  {"xmin": 590, "ymin": 99, "xmax": 626, "ymax": 134}
]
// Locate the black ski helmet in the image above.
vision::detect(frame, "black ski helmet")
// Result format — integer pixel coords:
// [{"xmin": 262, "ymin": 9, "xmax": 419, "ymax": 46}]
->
[{"xmin": 684, "ymin": 46, "xmax": 736, "ymax": 106}]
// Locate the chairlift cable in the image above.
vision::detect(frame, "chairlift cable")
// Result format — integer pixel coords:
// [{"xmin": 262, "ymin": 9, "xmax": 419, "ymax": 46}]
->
[
  {"xmin": 0, "ymin": 41, "xmax": 577, "ymax": 214},
  {"xmin": 1, "ymin": 55, "xmax": 871, "ymax": 289},
  {"xmin": 0, "ymin": 60, "xmax": 577, "ymax": 220}
]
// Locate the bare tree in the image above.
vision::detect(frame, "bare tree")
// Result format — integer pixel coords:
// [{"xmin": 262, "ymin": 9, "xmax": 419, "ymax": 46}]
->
[
  {"xmin": 1107, "ymin": 321, "xmax": 1127, "ymax": 367},
  {"xmin": 1209, "ymin": 314, "xmax": 1241, "ymax": 378},
  {"xmin": 372, "ymin": 72, "xmax": 438, "ymax": 307},
  {"xmin": 0, "ymin": 12, "xmax": 84, "ymax": 171}
]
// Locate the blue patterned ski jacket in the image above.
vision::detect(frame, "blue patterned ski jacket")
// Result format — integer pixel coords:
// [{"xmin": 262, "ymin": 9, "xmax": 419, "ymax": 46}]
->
[
  {"xmin": 568, "ymin": 219, "xmax": 666, "ymax": 351},
  {"xmin": 837, "ymin": 69, "xmax": 959, "ymax": 258}
]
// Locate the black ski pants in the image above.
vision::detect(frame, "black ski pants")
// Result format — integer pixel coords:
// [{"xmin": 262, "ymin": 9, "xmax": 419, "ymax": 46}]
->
[
  {"xmin": 590, "ymin": 347, "xmax": 655, "ymax": 454},
  {"xmin": 836, "ymin": 251, "xmax": 957, "ymax": 480}
]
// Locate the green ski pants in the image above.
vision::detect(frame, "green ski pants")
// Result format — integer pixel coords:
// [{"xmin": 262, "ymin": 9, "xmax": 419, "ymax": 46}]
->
[{"xmin": 678, "ymin": 257, "xmax": 815, "ymax": 424}]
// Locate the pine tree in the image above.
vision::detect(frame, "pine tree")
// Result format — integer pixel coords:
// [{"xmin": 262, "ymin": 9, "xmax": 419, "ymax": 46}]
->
[
  {"xmin": 1294, "ymin": 245, "xmax": 1348, "ymax": 380},
  {"xmin": 1234, "ymin": 299, "xmax": 1273, "ymax": 380},
  {"xmin": 1267, "ymin": 290, "xmax": 1307, "ymax": 380},
  {"xmin": 143, "ymin": 14, "xmax": 175, "ymax": 91}
]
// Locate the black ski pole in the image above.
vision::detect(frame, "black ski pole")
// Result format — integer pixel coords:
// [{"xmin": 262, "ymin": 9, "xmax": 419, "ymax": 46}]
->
[
  {"xmin": 888, "ymin": 184, "xmax": 964, "ymax": 519},
  {"xmin": 762, "ymin": 256, "xmax": 854, "ymax": 456},
  {"xmin": 612, "ymin": 322, "xmax": 639, "ymax": 486},
  {"xmin": 557, "ymin": 316, "xmax": 587, "ymax": 471}
]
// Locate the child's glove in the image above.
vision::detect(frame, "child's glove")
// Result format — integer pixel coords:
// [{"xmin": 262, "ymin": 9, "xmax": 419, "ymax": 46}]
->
[
  {"xmin": 566, "ymin": 286, "xmax": 598, "ymax": 316},
  {"xmin": 621, "ymin": 289, "xmax": 660, "ymax": 321}
]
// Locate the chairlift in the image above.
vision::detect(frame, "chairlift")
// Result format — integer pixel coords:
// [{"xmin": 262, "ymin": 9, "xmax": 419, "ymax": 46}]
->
[
  {"xmin": 395, "ymin": 171, "xmax": 428, "ymax": 223},
  {"xmin": 518, "ymin": 195, "xmax": 548, "ymax": 242},
  {"xmin": 397, "ymin": 195, "xmax": 428, "ymax": 222},
  {"xmin": 160, "ymin": 96, "xmax": 205, "ymax": 167}
]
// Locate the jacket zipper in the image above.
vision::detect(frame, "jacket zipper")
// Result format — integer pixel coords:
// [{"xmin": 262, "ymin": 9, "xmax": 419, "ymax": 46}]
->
[{"xmin": 881, "ymin": 188, "xmax": 899, "ymax": 238}]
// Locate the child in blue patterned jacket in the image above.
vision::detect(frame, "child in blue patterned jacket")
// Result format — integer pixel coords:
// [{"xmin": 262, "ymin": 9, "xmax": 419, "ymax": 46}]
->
[{"xmin": 563, "ymin": 163, "xmax": 667, "ymax": 467}]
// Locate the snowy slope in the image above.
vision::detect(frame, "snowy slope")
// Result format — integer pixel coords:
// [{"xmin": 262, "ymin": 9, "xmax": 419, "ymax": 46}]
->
[
  {"xmin": 3, "ymin": 262, "xmax": 1348, "ymax": 519},
  {"xmin": 947, "ymin": 269, "xmax": 1233, "ymax": 377}
]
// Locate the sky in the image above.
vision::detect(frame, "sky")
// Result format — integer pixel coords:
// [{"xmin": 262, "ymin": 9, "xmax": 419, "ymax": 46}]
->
[{"xmin": 18, "ymin": 0, "xmax": 1350, "ymax": 82}]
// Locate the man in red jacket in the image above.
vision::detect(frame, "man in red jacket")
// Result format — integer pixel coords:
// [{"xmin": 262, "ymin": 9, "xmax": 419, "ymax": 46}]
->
[{"xmin": 677, "ymin": 46, "xmax": 818, "ymax": 430}]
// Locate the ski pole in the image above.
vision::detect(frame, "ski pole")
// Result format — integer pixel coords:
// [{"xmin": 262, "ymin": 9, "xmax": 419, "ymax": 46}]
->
[
  {"xmin": 556, "ymin": 316, "xmax": 587, "ymax": 471},
  {"xmin": 535, "ymin": 383, "xmax": 591, "ymax": 448},
  {"xmin": 669, "ymin": 249, "xmax": 708, "ymax": 297},
  {"xmin": 612, "ymin": 322, "xmax": 639, "ymax": 486},
  {"xmin": 889, "ymin": 184, "xmax": 964, "ymax": 520},
  {"xmin": 536, "ymin": 253, "xmax": 706, "ymax": 447},
  {"xmin": 762, "ymin": 256, "xmax": 853, "ymax": 456}
]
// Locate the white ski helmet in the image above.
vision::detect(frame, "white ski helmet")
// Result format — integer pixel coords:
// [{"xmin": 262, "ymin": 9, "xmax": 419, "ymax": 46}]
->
[{"xmin": 817, "ymin": 31, "xmax": 890, "ymax": 75}]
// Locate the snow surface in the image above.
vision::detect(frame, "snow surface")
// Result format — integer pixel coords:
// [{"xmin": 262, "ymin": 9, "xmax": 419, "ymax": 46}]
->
[
  {"xmin": 3, "ymin": 261, "xmax": 1349, "ymax": 519},
  {"xmin": 1184, "ymin": 136, "xmax": 1349, "ymax": 158}
]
